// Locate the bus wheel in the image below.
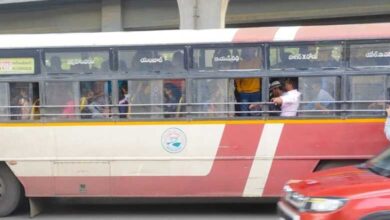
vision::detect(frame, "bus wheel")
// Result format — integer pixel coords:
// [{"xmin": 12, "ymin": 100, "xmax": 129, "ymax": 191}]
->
[{"xmin": 0, "ymin": 163, "xmax": 22, "ymax": 217}]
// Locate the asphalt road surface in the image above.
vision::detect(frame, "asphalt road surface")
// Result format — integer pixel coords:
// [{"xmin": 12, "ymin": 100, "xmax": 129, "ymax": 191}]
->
[{"xmin": 6, "ymin": 198, "xmax": 279, "ymax": 220}]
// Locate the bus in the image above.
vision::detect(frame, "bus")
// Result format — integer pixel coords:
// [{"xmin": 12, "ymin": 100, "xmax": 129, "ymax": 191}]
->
[{"xmin": 0, "ymin": 22, "xmax": 389, "ymax": 216}]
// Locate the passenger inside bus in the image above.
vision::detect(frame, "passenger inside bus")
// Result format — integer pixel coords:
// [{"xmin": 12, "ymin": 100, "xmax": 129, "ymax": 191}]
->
[
  {"xmin": 163, "ymin": 51, "xmax": 184, "ymax": 73},
  {"xmin": 10, "ymin": 83, "xmax": 40, "ymax": 120},
  {"xmin": 118, "ymin": 82, "xmax": 129, "ymax": 118},
  {"xmin": 301, "ymin": 78, "xmax": 335, "ymax": 113},
  {"xmin": 315, "ymin": 46, "xmax": 339, "ymax": 68},
  {"xmin": 249, "ymin": 80, "xmax": 283, "ymax": 116},
  {"xmin": 80, "ymin": 88, "xmax": 94, "ymax": 119},
  {"xmin": 163, "ymin": 83, "xmax": 181, "ymax": 118},
  {"xmin": 266, "ymin": 80, "xmax": 283, "ymax": 116},
  {"xmin": 80, "ymin": 81, "xmax": 112, "ymax": 119},
  {"xmin": 62, "ymin": 90, "xmax": 77, "ymax": 119},
  {"xmin": 47, "ymin": 56, "xmax": 62, "ymax": 72},
  {"xmin": 10, "ymin": 87, "xmax": 31, "ymax": 120},
  {"xmin": 235, "ymin": 47, "xmax": 262, "ymax": 116},
  {"xmin": 272, "ymin": 78, "xmax": 301, "ymax": 117}
]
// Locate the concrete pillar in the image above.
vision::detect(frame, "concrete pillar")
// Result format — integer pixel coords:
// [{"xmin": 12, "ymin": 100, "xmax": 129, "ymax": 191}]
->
[
  {"xmin": 177, "ymin": 0, "xmax": 229, "ymax": 29},
  {"xmin": 101, "ymin": 0, "xmax": 122, "ymax": 31}
]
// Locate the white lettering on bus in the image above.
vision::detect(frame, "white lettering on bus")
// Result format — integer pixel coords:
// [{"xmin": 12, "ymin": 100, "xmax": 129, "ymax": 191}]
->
[
  {"xmin": 365, "ymin": 51, "xmax": 390, "ymax": 58},
  {"xmin": 140, "ymin": 57, "xmax": 163, "ymax": 63},
  {"xmin": 67, "ymin": 59, "xmax": 95, "ymax": 65},
  {"xmin": 288, "ymin": 53, "xmax": 318, "ymax": 60},
  {"xmin": 213, "ymin": 55, "xmax": 240, "ymax": 63}
]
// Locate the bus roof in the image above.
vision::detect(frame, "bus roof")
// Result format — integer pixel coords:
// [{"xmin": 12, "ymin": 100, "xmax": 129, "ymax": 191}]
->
[{"xmin": 0, "ymin": 22, "xmax": 389, "ymax": 49}]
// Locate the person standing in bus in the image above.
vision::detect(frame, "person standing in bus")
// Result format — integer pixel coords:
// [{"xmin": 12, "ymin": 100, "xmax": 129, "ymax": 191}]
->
[
  {"xmin": 235, "ymin": 48, "xmax": 261, "ymax": 116},
  {"xmin": 249, "ymin": 80, "xmax": 283, "ymax": 116},
  {"xmin": 272, "ymin": 78, "xmax": 301, "ymax": 117},
  {"xmin": 385, "ymin": 107, "xmax": 390, "ymax": 141}
]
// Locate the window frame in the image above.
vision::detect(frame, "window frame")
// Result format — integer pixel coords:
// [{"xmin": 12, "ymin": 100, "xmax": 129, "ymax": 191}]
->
[
  {"xmin": 0, "ymin": 49, "xmax": 41, "ymax": 77},
  {"xmin": 347, "ymin": 39, "xmax": 390, "ymax": 69},
  {"xmin": 268, "ymin": 41, "xmax": 346, "ymax": 71},
  {"xmin": 115, "ymin": 45, "xmax": 188, "ymax": 76},
  {"xmin": 42, "ymin": 47, "xmax": 114, "ymax": 75}
]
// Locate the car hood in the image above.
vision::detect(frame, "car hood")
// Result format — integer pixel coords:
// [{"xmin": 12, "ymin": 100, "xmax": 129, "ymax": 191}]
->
[{"xmin": 289, "ymin": 166, "xmax": 390, "ymax": 199}]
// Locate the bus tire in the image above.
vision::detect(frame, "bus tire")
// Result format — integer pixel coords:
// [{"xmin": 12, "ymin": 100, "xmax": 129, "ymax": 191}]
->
[{"xmin": 0, "ymin": 163, "xmax": 22, "ymax": 217}]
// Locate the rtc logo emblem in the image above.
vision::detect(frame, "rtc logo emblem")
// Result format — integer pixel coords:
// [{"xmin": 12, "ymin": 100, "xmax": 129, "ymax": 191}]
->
[{"xmin": 161, "ymin": 128, "xmax": 187, "ymax": 153}]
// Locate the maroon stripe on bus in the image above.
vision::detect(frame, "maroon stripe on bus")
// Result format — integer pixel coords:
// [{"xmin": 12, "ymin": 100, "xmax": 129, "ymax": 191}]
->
[
  {"xmin": 232, "ymin": 27, "xmax": 279, "ymax": 43},
  {"xmin": 262, "ymin": 122, "xmax": 388, "ymax": 197},
  {"xmin": 295, "ymin": 23, "xmax": 390, "ymax": 41}
]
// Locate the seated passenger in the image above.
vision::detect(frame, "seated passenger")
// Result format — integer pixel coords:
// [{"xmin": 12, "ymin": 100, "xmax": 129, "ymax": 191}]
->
[
  {"xmin": 235, "ymin": 48, "xmax": 262, "ymax": 116},
  {"xmin": 80, "ymin": 89, "xmax": 94, "ymax": 119},
  {"xmin": 47, "ymin": 56, "xmax": 62, "ymax": 72},
  {"xmin": 303, "ymin": 79, "xmax": 335, "ymax": 113},
  {"xmin": 272, "ymin": 79, "xmax": 301, "ymax": 117},
  {"xmin": 118, "ymin": 84, "xmax": 129, "ymax": 118},
  {"xmin": 315, "ymin": 47, "xmax": 338, "ymax": 68},
  {"xmin": 119, "ymin": 60, "xmax": 128, "ymax": 72},
  {"xmin": 163, "ymin": 83, "xmax": 181, "ymax": 118},
  {"xmin": 62, "ymin": 91, "xmax": 76, "ymax": 119},
  {"xmin": 100, "ymin": 60, "xmax": 110, "ymax": 72},
  {"xmin": 87, "ymin": 82, "xmax": 111, "ymax": 118},
  {"xmin": 166, "ymin": 51, "xmax": 184, "ymax": 73},
  {"xmin": 12, "ymin": 88, "xmax": 31, "ymax": 120}
]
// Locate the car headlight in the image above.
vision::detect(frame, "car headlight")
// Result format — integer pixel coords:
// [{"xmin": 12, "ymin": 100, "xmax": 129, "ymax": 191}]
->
[{"xmin": 305, "ymin": 198, "xmax": 347, "ymax": 212}]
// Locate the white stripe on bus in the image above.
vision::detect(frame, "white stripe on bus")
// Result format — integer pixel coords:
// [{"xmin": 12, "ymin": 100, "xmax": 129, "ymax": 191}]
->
[
  {"xmin": 0, "ymin": 29, "xmax": 239, "ymax": 49},
  {"xmin": 273, "ymin": 26, "xmax": 300, "ymax": 41},
  {"xmin": 243, "ymin": 123, "xmax": 284, "ymax": 197}
]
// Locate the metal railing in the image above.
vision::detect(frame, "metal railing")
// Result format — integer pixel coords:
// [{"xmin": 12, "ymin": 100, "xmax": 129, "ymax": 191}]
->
[{"xmin": 0, "ymin": 100, "xmax": 387, "ymax": 120}]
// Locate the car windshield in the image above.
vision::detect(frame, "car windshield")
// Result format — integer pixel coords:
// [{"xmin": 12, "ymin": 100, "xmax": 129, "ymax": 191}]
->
[{"xmin": 365, "ymin": 148, "xmax": 390, "ymax": 177}]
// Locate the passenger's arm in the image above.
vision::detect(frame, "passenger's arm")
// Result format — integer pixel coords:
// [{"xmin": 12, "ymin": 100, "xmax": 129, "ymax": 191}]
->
[{"xmin": 385, "ymin": 107, "xmax": 390, "ymax": 141}]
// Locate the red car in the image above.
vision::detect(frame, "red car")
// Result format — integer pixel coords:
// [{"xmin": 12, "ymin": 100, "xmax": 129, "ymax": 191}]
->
[{"xmin": 278, "ymin": 148, "xmax": 390, "ymax": 220}]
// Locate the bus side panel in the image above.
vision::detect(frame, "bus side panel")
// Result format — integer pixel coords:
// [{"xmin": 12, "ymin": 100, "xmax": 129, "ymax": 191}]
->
[
  {"xmin": 262, "ymin": 121, "xmax": 388, "ymax": 197},
  {"xmin": 110, "ymin": 124, "xmax": 263, "ymax": 197}
]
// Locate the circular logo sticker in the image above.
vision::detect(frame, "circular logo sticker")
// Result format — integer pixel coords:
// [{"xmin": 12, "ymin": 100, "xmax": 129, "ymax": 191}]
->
[{"xmin": 161, "ymin": 128, "xmax": 187, "ymax": 153}]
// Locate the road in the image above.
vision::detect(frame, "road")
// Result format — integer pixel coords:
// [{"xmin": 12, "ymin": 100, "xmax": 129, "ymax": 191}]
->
[{"xmin": 7, "ymin": 198, "xmax": 279, "ymax": 220}]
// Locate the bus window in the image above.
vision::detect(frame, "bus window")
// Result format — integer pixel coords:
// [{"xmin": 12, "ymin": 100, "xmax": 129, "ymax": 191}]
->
[
  {"xmin": 10, "ymin": 82, "xmax": 40, "ymax": 120},
  {"xmin": 0, "ymin": 83, "xmax": 9, "ymax": 121},
  {"xmin": 348, "ymin": 75, "xmax": 386, "ymax": 116},
  {"xmin": 44, "ymin": 82, "xmax": 78, "ymax": 119},
  {"xmin": 270, "ymin": 44, "xmax": 342, "ymax": 70},
  {"xmin": 80, "ymin": 81, "xmax": 112, "ymax": 119},
  {"xmin": 124, "ymin": 79, "xmax": 185, "ymax": 119},
  {"xmin": 192, "ymin": 46, "xmax": 262, "ymax": 71},
  {"xmin": 163, "ymin": 79, "xmax": 185, "ymax": 118},
  {"xmin": 127, "ymin": 80, "xmax": 162, "ymax": 118},
  {"xmin": 45, "ymin": 51, "xmax": 110, "ymax": 73},
  {"xmin": 299, "ymin": 76, "xmax": 340, "ymax": 116},
  {"xmin": 118, "ymin": 49, "xmax": 185, "ymax": 74},
  {"xmin": 350, "ymin": 43, "xmax": 390, "ymax": 68},
  {"xmin": 191, "ymin": 78, "xmax": 235, "ymax": 118}
]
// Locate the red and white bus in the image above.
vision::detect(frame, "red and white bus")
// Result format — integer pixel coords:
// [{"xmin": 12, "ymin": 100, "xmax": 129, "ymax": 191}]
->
[{"xmin": 0, "ymin": 22, "xmax": 389, "ymax": 216}]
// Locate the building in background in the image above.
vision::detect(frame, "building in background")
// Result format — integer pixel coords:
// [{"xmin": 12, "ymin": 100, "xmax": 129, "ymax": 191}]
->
[{"xmin": 0, "ymin": 0, "xmax": 390, "ymax": 33}]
